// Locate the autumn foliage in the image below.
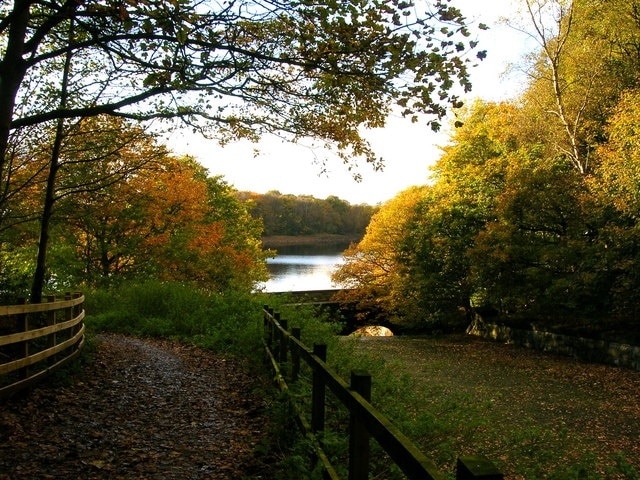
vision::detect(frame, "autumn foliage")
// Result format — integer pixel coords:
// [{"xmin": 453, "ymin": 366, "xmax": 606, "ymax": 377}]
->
[
  {"xmin": 334, "ymin": 1, "xmax": 640, "ymax": 333},
  {"xmin": 0, "ymin": 118, "xmax": 268, "ymax": 298}
]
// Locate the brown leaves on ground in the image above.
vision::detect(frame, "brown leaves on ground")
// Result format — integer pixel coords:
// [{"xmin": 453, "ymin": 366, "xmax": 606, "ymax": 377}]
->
[
  {"xmin": 0, "ymin": 334, "xmax": 272, "ymax": 479},
  {"xmin": 353, "ymin": 335, "xmax": 640, "ymax": 479}
]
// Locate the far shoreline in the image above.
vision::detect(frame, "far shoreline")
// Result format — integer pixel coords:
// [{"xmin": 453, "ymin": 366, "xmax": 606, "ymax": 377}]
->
[{"xmin": 262, "ymin": 234, "xmax": 361, "ymax": 248}]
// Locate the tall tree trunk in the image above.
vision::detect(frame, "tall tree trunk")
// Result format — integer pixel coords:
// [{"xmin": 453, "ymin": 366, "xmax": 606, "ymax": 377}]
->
[
  {"xmin": 30, "ymin": 19, "xmax": 74, "ymax": 303},
  {"xmin": 0, "ymin": 1, "xmax": 30, "ymax": 214},
  {"xmin": 30, "ymin": 148, "xmax": 60, "ymax": 303}
]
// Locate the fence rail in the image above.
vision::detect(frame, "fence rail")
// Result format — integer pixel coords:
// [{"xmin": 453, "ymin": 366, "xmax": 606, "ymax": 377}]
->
[
  {"xmin": 0, "ymin": 293, "xmax": 85, "ymax": 400},
  {"xmin": 263, "ymin": 305, "xmax": 504, "ymax": 480}
]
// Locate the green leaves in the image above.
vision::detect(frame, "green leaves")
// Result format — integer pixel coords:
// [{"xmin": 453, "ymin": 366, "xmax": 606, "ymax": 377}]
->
[
  {"xmin": 1, "ymin": 0, "xmax": 486, "ymax": 170},
  {"xmin": 332, "ymin": 0, "xmax": 640, "ymax": 328}
]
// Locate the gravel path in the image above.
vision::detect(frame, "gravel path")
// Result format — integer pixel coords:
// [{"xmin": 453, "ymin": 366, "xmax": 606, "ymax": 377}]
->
[{"xmin": 0, "ymin": 334, "xmax": 271, "ymax": 479}]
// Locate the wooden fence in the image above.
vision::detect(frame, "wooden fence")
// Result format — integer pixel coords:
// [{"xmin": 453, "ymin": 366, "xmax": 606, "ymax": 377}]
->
[
  {"xmin": 263, "ymin": 306, "xmax": 503, "ymax": 480},
  {"xmin": 0, "ymin": 293, "xmax": 85, "ymax": 400}
]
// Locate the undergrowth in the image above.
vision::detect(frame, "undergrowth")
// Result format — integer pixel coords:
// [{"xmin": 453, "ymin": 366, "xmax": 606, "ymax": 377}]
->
[
  {"xmin": 259, "ymin": 299, "xmax": 424, "ymax": 479},
  {"xmin": 84, "ymin": 280, "xmax": 264, "ymax": 357}
]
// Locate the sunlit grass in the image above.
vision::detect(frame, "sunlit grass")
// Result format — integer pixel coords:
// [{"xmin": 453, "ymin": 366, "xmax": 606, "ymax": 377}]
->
[
  {"xmin": 348, "ymin": 336, "xmax": 640, "ymax": 480},
  {"xmin": 84, "ymin": 280, "xmax": 264, "ymax": 356}
]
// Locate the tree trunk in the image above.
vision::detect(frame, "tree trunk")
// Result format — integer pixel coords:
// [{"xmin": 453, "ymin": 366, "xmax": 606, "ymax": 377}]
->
[
  {"xmin": 30, "ymin": 159, "xmax": 59, "ymax": 303},
  {"xmin": 0, "ymin": 1, "xmax": 30, "ymax": 203},
  {"xmin": 30, "ymin": 18, "xmax": 74, "ymax": 303}
]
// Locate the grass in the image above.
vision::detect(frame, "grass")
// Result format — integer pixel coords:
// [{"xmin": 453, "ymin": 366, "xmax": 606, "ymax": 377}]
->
[
  {"xmin": 84, "ymin": 280, "xmax": 266, "ymax": 357},
  {"xmin": 80, "ymin": 285, "xmax": 640, "ymax": 479},
  {"xmin": 347, "ymin": 335, "xmax": 640, "ymax": 480},
  {"xmin": 260, "ymin": 305, "xmax": 639, "ymax": 479}
]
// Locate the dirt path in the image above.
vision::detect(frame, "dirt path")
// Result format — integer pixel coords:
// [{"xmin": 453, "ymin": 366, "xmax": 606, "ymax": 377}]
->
[{"xmin": 0, "ymin": 334, "xmax": 271, "ymax": 479}]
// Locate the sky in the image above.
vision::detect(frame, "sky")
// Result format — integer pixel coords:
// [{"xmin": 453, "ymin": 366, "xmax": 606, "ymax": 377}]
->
[{"xmin": 167, "ymin": 1, "xmax": 535, "ymax": 206}]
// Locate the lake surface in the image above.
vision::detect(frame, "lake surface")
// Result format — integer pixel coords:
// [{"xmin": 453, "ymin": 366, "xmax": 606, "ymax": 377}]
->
[{"xmin": 261, "ymin": 244, "xmax": 346, "ymax": 292}]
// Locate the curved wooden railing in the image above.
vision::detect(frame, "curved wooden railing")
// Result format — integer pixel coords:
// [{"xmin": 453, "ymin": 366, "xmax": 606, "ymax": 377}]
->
[
  {"xmin": 263, "ymin": 306, "xmax": 503, "ymax": 480},
  {"xmin": 0, "ymin": 293, "xmax": 85, "ymax": 400}
]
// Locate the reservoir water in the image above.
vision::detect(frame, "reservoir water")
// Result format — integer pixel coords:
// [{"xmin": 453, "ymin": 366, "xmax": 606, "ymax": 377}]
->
[{"xmin": 261, "ymin": 244, "xmax": 346, "ymax": 293}]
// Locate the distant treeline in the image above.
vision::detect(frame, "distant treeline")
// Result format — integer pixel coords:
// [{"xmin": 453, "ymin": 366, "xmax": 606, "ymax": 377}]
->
[{"xmin": 236, "ymin": 191, "xmax": 377, "ymax": 237}]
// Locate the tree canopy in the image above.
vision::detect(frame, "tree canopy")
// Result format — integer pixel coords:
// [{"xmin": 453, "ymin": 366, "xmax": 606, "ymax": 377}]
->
[
  {"xmin": 239, "ymin": 191, "xmax": 376, "ymax": 237},
  {"xmin": 0, "ymin": 0, "xmax": 487, "ymax": 176},
  {"xmin": 0, "ymin": 116, "xmax": 268, "ymax": 301},
  {"xmin": 334, "ymin": 0, "xmax": 640, "ymax": 332},
  {"xmin": 0, "ymin": 0, "xmax": 489, "ymax": 301}
]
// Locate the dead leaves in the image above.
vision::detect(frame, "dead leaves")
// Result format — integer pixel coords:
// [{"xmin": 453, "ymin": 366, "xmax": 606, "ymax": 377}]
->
[
  {"xmin": 353, "ymin": 335, "xmax": 640, "ymax": 479},
  {"xmin": 0, "ymin": 334, "xmax": 272, "ymax": 479}
]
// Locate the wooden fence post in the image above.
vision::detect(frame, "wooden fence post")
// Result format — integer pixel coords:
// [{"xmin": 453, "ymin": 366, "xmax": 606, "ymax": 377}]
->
[
  {"xmin": 279, "ymin": 319, "xmax": 288, "ymax": 366},
  {"xmin": 73, "ymin": 292, "xmax": 83, "ymax": 343},
  {"xmin": 266, "ymin": 307, "xmax": 275, "ymax": 349},
  {"xmin": 47, "ymin": 295, "xmax": 56, "ymax": 365},
  {"xmin": 273, "ymin": 312, "xmax": 281, "ymax": 359},
  {"xmin": 64, "ymin": 293, "xmax": 72, "ymax": 341},
  {"xmin": 16, "ymin": 298, "xmax": 28, "ymax": 380},
  {"xmin": 349, "ymin": 370, "xmax": 372, "ymax": 480},
  {"xmin": 263, "ymin": 306, "xmax": 269, "ymax": 364},
  {"xmin": 457, "ymin": 456, "xmax": 504, "ymax": 480},
  {"xmin": 291, "ymin": 327, "xmax": 301, "ymax": 382},
  {"xmin": 311, "ymin": 343, "xmax": 327, "ymax": 433}
]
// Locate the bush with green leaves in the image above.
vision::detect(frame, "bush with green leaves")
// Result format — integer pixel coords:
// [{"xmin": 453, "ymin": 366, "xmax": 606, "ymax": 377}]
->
[{"xmin": 85, "ymin": 280, "xmax": 264, "ymax": 356}]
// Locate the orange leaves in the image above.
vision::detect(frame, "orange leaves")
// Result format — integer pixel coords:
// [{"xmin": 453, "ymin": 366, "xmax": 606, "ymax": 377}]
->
[
  {"xmin": 61, "ymin": 145, "xmax": 266, "ymax": 291},
  {"xmin": 185, "ymin": 222, "xmax": 224, "ymax": 254},
  {"xmin": 332, "ymin": 186, "xmax": 428, "ymax": 320},
  {"xmin": 132, "ymin": 159, "xmax": 262, "ymax": 289}
]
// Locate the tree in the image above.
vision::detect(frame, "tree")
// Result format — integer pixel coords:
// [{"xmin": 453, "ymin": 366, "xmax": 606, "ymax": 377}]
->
[
  {"xmin": 590, "ymin": 89, "xmax": 640, "ymax": 318},
  {"xmin": 1, "ymin": 0, "xmax": 487, "ymax": 299},
  {"xmin": 35, "ymin": 115, "xmax": 168, "ymax": 300},
  {"xmin": 521, "ymin": 0, "xmax": 589, "ymax": 172},
  {"xmin": 396, "ymin": 102, "xmax": 522, "ymax": 326},
  {"xmin": 515, "ymin": 0, "xmax": 640, "ymax": 175},
  {"xmin": 469, "ymin": 151, "xmax": 603, "ymax": 317},
  {"xmin": 243, "ymin": 191, "xmax": 375, "ymax": 237},
  {"xmin": 472, "ymin": 0, "xmax": 640, "ymax": 318},
  {"xmin": 55, "ymin": 153, "xmax": 268, "ymax": 292},
  {"xmin": 332, "ymin": 186, "xmax": 427, "ymax": 326},
  {"xmin": 334, "ymin": 2, "xmax": 640, "ymax": 328},
  {"xmin": 0, "ymin": 0, "xmax": 487, "ymax": 188}
]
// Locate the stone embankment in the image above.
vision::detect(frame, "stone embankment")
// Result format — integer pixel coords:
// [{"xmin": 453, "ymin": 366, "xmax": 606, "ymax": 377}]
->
[{"xmin": 467, "ymin": 318, "xmax": 640, "ymax": 371}]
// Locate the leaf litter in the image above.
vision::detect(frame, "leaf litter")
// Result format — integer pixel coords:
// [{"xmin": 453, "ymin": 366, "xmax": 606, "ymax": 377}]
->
[
  {"xmin": 0, "ymin": 334, "xmax": 273, "ymax": 479},
  {"xmin": 352, "ymin": 335, "xmax": 640, "ymax": 479}
]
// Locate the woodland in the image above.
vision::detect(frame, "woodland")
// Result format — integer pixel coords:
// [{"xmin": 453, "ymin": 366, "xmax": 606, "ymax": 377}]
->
[
  {"xmin": 237, "ymin": 191, "xmax": 376, "ymax": 238},
  {"xmin": 2, "ymin": 0, "xmax": 640, "ymax": 339},
  {"xmin": 3, "ymin": 2, "xmax": 640, "ymax": 478},
  {"xmin": 0, "ymin": 0, "xmax": 481, "ymax": 305},
  {"xmin": 333, "ymin": 0, "xmax": 640, "ymax": 335}
]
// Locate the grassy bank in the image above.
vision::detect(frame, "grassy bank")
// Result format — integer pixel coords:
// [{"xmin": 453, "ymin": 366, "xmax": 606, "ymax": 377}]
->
[
  {"xmin": 84, "ymin": 281, "xmax": 267, "ymax": 357},
  {"xmin": 348, "ymin": 335, "xmax": 640, "ymax": 480}
]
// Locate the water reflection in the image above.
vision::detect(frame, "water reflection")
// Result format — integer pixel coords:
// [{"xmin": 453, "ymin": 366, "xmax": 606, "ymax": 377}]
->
[{"xmin": 260, "ymin": 246, "xmax": 346, "ymax": 292}]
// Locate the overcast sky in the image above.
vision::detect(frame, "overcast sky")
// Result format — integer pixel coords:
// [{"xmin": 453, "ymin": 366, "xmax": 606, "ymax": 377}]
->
[{"xmin": 167, "ymin": 0, "xmax": 534, "ymax": 205}]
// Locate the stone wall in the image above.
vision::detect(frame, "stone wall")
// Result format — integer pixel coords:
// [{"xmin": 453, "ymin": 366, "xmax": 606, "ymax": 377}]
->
[{"xmin": 467, "ymin": 318, "xmax": 640, "ymax": 371}]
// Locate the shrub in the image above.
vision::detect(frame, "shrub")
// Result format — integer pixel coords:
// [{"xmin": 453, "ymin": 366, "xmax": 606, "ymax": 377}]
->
[{"xmin": 85, "ymin": 280, "xmax": 263, "ymax": 356}]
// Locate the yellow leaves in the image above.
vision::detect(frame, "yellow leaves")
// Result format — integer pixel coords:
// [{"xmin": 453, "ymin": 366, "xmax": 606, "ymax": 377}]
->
[
  {"xmin": 332, "ymin": 185, "xmax": 428, "ymax": 305},
  {"xmin": 86, "ymin": 459, "xmax": 109, "ymax": 470},
  {"xmin": 594, "ymin": 89, "xmax": 640, "ymax": 215}
]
